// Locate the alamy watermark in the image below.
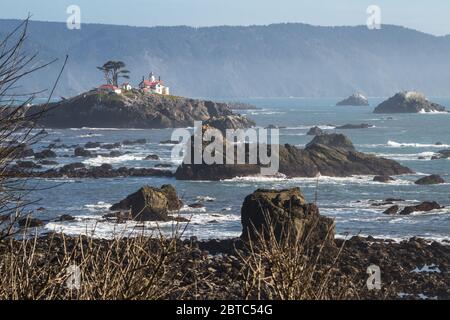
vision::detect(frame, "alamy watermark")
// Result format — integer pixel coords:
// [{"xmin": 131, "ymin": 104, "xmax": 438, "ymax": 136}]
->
[
  {"xmin": 67, "ymin": 5, "xmax": 81, "ymax": 30},
  {"xmin": 171, "ymin": 121, "xmax": 280, "ymax": 176},
  {"xmin": 366, "ymin": 264, "xmax": 382, "ymax": 290},
  {"xmin": 367, "ymin": 5, "xmax": 382, "ymax": 30},
  {"xmin": 66, "ymin": 264, "xmax": 81, "ymax": 290}
]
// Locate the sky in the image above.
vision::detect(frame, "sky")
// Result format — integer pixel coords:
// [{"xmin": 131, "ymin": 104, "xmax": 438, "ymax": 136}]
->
[{"xmin": 1, "ymin": 0, "xmax": 450, "ymax": 36}]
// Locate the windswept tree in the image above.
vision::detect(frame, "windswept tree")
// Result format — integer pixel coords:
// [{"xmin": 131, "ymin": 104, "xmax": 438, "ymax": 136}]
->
[{"xmin": 97, "ymin": 60, "xmax": 130, "ymax": 86}]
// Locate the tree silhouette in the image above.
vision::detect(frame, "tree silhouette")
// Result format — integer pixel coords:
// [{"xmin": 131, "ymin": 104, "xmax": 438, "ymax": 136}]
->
[{"xmin": 97, "ymin": 61, "xmax": 130, "ymax": 86}]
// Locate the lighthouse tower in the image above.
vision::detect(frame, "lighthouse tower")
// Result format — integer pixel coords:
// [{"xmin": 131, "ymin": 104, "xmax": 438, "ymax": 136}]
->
[{"xmin": 149, "ymin": 72, "xmax": 156, "ymax": 82}]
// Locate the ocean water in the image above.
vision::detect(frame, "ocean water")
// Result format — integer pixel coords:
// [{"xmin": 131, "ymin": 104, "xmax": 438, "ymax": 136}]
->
[{"xmin": 23, "ymin": 98, "xmax": 450, "ymax": 242}]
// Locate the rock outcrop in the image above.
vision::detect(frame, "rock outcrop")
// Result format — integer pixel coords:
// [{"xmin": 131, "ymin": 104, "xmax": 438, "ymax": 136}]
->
[
  {"xmin": 109, "ymin": 185, "xmax": 183, "ymax": 221},
  {"xmin": 336, "ymin": 93, "xmax": 369, "ymax": 106},
  {"xmin": 336, "ymin": 123, "xmax": 373, "ymax": 129},
  {"xmin": 240, "ymin": 188, "xmax": 335, "ymax": 246},
  {"xmin": 414, "ymin": 175, "xmax": 445, "ymax": 185},
  {"xmin": 374, "ymin": 91, "xmax": 446, "ymax": 113},
  {"xmin": 306, "ymin": 126, "xmax": 324, "ymax": 136},
  {"xmin": 399, "ymin": 201, "xmax": 443, "ymax": 215},
  {"xmin": 373, "ymin": 175, "xmax": 395, "ymax": 183},
  {"xmin": 204, "ymin": 115, "xmax": 255, "ymax": 135},
  {"xmin": 175, "ymin": 133, "xmax": 412, "ymax": 180},
  {"xmin": 28, "ymin": 90, "xmax": 252, "ymax": 129}
]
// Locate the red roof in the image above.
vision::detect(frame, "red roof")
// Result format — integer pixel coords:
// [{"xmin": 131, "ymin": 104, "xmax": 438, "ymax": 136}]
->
[{"xmin": 141, "ymin": 80, "xmax": 162, "ymax": 88}]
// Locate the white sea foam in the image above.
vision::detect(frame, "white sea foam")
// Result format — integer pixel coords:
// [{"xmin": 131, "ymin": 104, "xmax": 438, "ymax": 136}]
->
[
  {"xmin": 387, "ymin": 140, "xmax": 449, "ymax": 148},
  {"xmin": 418, "ymin": 109, "xmax": 449, "ymax": 114},
  {"xmin": 44, "ymin": 211, "xmax": 241, "ymax": 240},
  {"xmin": 196, "ymin": 196, "xmax": 216, "ymax": 202},
  {"xmin": 77, "ymin": 134, "xmax": 103, "ymax": 138},
  {"xmin": 82, "ymin": 154, "xmax": 144, "ymax": 166},
  {"xmin": 373, "ymin": 151, "xmax": 437, "ymax": 161}
]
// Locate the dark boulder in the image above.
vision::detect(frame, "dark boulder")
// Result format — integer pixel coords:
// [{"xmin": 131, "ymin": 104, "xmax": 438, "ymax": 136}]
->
[
  {"xmin": 241, "ymin": 188, "xmax": 335, "ymax": 246},
  {"xmin": 144, "ymin": 154, "xmax": 160, "ymax": 160},
  {"xmin": 336, "ymin": 123, "xmax": 374, "ymax": 130},
  {"xmin": 122, "ymin": 139, "xmax": 147, "ymax": 145},
  {"xmin": 74, "ymin": 147, "xmax": 93, "ymax": 157},
  {"xmin": 400, "ymin": 202, "xmax": 443, "ymax": 215},
  {"xmin": 58, "ymin": 214, "xmax": 75, "ymax": 221},
  {"xmin": 110, "ymin": 185, "xmax": 183, "ymax": 221},
  {"xmin": 84, "ymin": 142, "xmax": 101, "ymax": 148},
  {"xmin": 414, "ymin": 175, "xmax": 445, "ymax": 185},
  {"xmin": 384, "ymin": 205, "xmax": 399, "ymax": 215},
  {"xmin": 34, "ymin": 149, "xmax": 57, "ymax": 159},
  {"xmin": 373, "ymin": 175, "xmax": 395, "ymax": 183}
]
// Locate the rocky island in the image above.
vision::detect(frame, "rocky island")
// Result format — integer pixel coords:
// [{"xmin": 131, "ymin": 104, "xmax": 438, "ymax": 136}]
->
[
  {"xmin": 336, "ymin": 93, "xmax": 369, "ymax": 106},
  {"xmin": 27, "ymin": 89, "xmax": 253, "ymax": 129},
  {"xmin": 175, "ymin": 131, "xmax": 412, "ymax": 180},
  {"xmin": 374, "ymin": 91, "xmax": 447, "ymax": 113}
]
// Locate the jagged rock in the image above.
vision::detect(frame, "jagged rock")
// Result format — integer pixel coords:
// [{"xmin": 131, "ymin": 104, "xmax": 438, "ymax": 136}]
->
[
  {"xmin": 336, "ymin": 93, "xmax": 369, "ymax": 106},
  {"xmin": 400, "ymin": 201, "xmax": 443, "ymax": 215},
  {"xmin": 109, "ymin": 151, "xmax": 122, "ymax": 157},
  {"xmin": 109, "ymin": 185, "xmax": 183, "ymax": 221},
  {"xmin": 74, "ymin": 147, "xmax": 93, "ymax": 157},
  {"xmin": 305, "ymin": 133, "xmax": 355, "ymax": 151},
  {"xmin": 240, "ymin": 188, "xmax": 335, "ymax": 246},
  {"xmin": 374, "ymin": 91, "xmax": 446, "ymax": 113},
  {"xmin": 102, "ymin": 143, "xmax": 121, "ymax": 150},
  {"xmin": 84, "ymin": 142, "xmax": 101, "ymax": 148},
  {"xmin": 27, "ymin": 90, "xmax": 249, "ymax": 129},
  {"xmin": 58, "ymin": 214, "xmax": 75, "ymax": 222},
  {"xmin": 122, "ymin": 139, "xmax": 147, "ymax": 145},
  {"xmin": 373, "ymin": 175, "xmax": 395, "ymax": 183},
  {"xmin": 34, "ymin": 149, "xmax": 57, "ymax": 159},
  {"xmin": 306, "ymin": 126, "xmax": 324, "ymax": 136},
  {"xmin": 336, "ymin": 123, "xmax": 374, "ymax": 129},
  {"xmin": 384, "ymin": 205, "xmax": 399, "ymax": 215},
  {"xmin": 144, "ymin": 154, "xmax": 160, "ymax": 160},
  {"xmin": 16, "ymin": 161, "xmax": 41, "ymax": 169},
  {"xmin": 204, "ymin": 115, "xmax": 255, "ymax": 135},
  {"xmin": 415, "ymin": 175, "xmax": 445, "ymax": 185}
]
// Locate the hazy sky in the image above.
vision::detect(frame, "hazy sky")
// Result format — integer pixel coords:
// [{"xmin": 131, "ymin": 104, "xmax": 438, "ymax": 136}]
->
[{"xmin": 1, "ymin": 0, "xmax": 450, "ymax": 35}]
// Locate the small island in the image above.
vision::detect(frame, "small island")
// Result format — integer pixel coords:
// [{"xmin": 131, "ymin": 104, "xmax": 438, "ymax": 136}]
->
[
  {"xmin": 374, "ymin": 91, "xmax": 447, "ymax": 113},
  {"xmin": 28, "ymin": 60, "xmax": 254, "ymax": 129},
  {"xmin": 336, "ymin": 93, "xmax": 369, "ymax": 106}
]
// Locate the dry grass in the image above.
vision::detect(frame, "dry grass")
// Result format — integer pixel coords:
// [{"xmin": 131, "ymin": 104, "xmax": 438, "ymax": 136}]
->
[{"xmin": 237, "ymin": 212, "xmax": 360, "ymax": 300}]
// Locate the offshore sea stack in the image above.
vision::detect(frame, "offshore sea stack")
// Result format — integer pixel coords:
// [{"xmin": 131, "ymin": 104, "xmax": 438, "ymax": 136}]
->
[
  {"xmin": 374, "ymin": 91, "xmax": 446, "ymax": 113},
  {"xmin": 175, "ymin": 131, "xmax": 412, "ymax": 180}
]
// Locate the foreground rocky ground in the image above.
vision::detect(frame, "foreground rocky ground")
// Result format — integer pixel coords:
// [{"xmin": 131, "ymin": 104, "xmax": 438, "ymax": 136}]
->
[{"xmin": 1, "ymin": 187, "xmax": 448, "ymax": 300}]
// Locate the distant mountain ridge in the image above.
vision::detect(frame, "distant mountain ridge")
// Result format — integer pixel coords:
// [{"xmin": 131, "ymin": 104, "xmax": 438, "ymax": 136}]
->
[{"xmin": 2, "ymin": 19, "xmax": 450, "ymax": 98}]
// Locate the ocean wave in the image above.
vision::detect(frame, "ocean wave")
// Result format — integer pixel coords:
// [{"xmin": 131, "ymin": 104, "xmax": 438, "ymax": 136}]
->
[
  {"xmin": 223, "ymin": 174, "xmax": 413, "ymax": 185},
  {"xmin": 418, "ymin": 109, "xmax": 449, "ymax": 114},
  {"xmin": 373, "ymin": 151, "xmax": 437, "ymax": 161},
  {"xmin": 77, "ymin": 134, "xmax": 103, "ymax": 138},
  {"xmin": 387, "ymin": 141, "xmax": 449, "ymax": 148},
  {"xmin": 43, "ymin": 212, "xmax": 241, "ymax": 240},
  {"xmin": 82, "ymin": 154, "xmax": 144, "ymax": 166}
]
